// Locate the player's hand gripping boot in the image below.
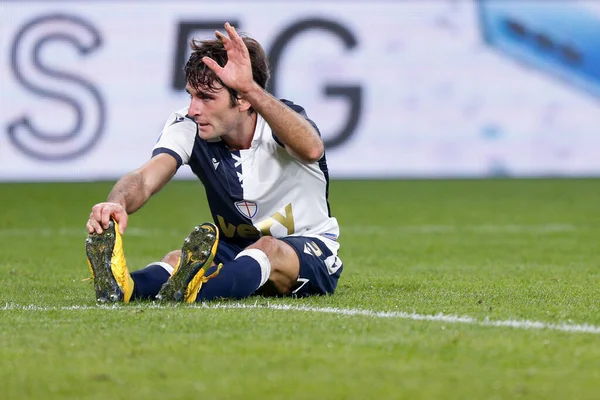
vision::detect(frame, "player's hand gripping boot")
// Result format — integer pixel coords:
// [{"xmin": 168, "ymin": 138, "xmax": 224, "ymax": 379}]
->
[{"xmin": 85, "ymin": 219, "xmax": 134, "ymax": 303}]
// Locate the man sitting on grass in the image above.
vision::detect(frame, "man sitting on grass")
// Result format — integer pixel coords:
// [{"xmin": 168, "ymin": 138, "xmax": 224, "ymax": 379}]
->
[{"xmin": 84, "ymin": 23, "xmax": 343, "ymax": 303}]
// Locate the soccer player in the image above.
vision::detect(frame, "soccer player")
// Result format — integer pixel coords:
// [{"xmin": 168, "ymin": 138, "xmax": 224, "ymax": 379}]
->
[{"xmin": 84, "ymin": 23, "xmax": 342, "ymax": 303}]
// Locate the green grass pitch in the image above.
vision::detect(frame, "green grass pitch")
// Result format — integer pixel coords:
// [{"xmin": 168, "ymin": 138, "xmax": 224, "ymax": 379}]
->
[{"xmin": 1, "ymin": 179, "xmax": 599, "ymax": 399}]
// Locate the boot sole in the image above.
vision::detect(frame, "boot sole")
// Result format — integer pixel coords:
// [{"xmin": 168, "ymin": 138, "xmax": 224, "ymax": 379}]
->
[
  {"xmin": 156, "ymin": 224, "xmax": 218, "ymax": 302},
  {"xmin": 85, "ymin": 221, "xmax": 124, "ymax": 303}
]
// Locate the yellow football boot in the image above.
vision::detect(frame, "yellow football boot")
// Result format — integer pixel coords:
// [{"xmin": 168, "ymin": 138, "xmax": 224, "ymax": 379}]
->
[
  {"xmin": 156, "ymin": 223, "xmax": 220, "ymax": 303},
  {"xmin": 85, "ymin": 219, "xmax": 134, "ymax": 303}
]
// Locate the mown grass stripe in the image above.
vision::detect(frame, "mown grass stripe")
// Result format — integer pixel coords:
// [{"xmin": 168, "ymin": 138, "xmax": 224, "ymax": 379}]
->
[
  {"xmin": 2, "ymin": 302, "xmax": 599, "ymax": 335},
  {"xmin": 0, "ymin": 224, "xmax": 582, "ymax": 238}
]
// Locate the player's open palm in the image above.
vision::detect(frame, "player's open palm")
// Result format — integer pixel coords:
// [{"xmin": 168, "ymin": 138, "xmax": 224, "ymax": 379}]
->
[{"xmin": 202, "ymin": 22, "xmax": 254, "ymax": 94}]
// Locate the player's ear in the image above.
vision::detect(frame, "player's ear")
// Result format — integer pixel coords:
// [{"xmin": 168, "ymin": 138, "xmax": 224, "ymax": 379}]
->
[{"xmin": 236, "ymin": 95, "xmax": 252, "ymax": 113}]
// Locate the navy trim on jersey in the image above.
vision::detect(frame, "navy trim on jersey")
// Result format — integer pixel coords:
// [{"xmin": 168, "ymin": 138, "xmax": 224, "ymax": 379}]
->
[
  {"xmin": 281, "ymin": 99, "xmax": 320, "ymax": 133},
  {"xmin": 188, "ymin": 136, "xmax": 257, "ymax": 247},
  {"xmin": 272, "ymin": 99, "xmax": 322, "ymax": 146},
  {"xmin": 272, "ymin": 133, "xmax": 285, "ymax": 147},
  {"xmin": 152, "ymin": 148, "xmax": 183, "ymax": 169},
  {"xmin": 318, "ymin": 153, "xmax": 332, "ymax": 217}
]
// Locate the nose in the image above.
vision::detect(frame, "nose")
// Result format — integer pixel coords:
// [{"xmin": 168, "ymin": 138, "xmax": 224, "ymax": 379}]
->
[{"xmin": 188, "ymin": 97, "xmax": 203, "ymax": 116}]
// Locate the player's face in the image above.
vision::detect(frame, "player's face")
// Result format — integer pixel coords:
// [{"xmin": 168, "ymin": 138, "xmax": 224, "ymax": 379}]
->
[{"xmin": 186, "ymin": 83, "xmax": 242, "ymax": 140}]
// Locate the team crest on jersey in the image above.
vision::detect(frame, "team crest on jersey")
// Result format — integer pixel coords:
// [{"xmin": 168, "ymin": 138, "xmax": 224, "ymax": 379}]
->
[{"xmin": 234, "ymin": 200, "xmax": 258, "ymax": 219}]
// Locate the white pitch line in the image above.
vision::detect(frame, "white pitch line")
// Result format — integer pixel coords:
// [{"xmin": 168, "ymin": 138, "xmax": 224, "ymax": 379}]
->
[
  {"xmin": 2, "ymin": 302, "xmax": 599, "ymax": 335},
  {"xmin": 343, "ymin": 224, "xmax": 579, "ymax": 234}
]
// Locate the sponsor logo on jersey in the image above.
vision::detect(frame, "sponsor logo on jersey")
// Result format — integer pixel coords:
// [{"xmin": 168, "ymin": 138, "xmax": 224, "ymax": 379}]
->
[
  {"xmin": 217, "ymin": 203, "xmax": 295, "ymax": 239},
  {"xmin": 234, "ymin": 200, "xmax": 258, "ymax": 219}
]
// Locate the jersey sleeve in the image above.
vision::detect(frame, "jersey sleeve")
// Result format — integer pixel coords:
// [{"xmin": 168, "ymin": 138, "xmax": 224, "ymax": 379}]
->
[
  {"xmin": 273, "ymin": 99, "xmax": 321, "ymax": 147},
  {"xmin": 152, "ymin": 108, "xmax": 197, "ymax": 168}
]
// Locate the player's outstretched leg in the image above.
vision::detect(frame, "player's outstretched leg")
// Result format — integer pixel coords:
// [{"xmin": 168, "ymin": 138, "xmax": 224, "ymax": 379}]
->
[
  {"xmin": 85, "ymin": 219, "xmax": 134, "ymax": 303},
  {"xmin": 156, "ymin": 223, "xmax": 220, "ymax": 303}
]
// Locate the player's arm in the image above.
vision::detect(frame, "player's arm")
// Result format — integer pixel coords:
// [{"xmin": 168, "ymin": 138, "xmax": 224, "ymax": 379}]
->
[
  {"xmin": 87, "ymin": 154, "xmax": 177, "ymax": 234},
  {"xmin": 202, "ymin": 22, "xmax": 324, "ymax": 162},
  {"xmin": 108, "ymin": 153, "xmax": 177, "ymax": 213},
  {"xmin": 243, "ymin": 87, "xmax": 324, "ymax": 162}
]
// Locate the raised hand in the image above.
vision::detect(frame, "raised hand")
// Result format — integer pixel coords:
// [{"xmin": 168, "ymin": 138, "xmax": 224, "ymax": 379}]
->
[{"xmin": 202, "ymin": 22, "xmax": 255, "ymax": 94}]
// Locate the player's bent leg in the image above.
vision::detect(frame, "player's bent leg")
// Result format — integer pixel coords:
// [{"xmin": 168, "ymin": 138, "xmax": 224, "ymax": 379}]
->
[
  {"xmin": 244, "ymin": 236, "xmax": 300, "ymax": 295},
  {"xmin": 194, "ymin": 236, "xmax": 297, "ymax": 301},
  {"xmin": 270, "ymin": 236, "xmax": 343, "ymax": 298},
  {"xmin": 85, "ymin": 219, "xmax": 134, "ymax": 303},
  {"xmin": 182, "ymin": 235, "xmax": 341, "ymax": 301},
  {"xmin": 156, "ymin": 223, "xmax": 220, "ymax": 303},
  {"xmin": 160, "ymin": 250, "xmax": 181, "ymax": 267}
]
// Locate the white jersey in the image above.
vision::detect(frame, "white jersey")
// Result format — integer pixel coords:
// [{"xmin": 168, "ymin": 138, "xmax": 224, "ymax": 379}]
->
[{"xmin": 152, "ymin": 100, "xmax": 340, "ymax": 249}]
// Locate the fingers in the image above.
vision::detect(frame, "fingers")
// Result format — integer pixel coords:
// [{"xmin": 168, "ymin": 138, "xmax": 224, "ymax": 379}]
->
[
  {"xmin": 89, "ymin": 204, "xmax": 104, "ymax": 233},
  {"xmin": 229, "ymin": 25, "xmax": 248, "ymax": 54},
  {"xmin": 215, "ymin": 22, "xmax": 235, "ymax": 41},
  {"xmin": 207, "ymin": 22, "xmax": 252, "ymax": 92},
  {"xmin": 87, "ymin": 202, "xmax": 128, "ymax": 234},
  {"xmin": 224, "ymin": 22, "xmax": 240, "ymax": 42},
  {"xmin": 86, "ymin": 218, "xmax": 100, "ymax": 234},
  {"xmin": 202, "ymin": 56, "xmax": 223, "ymax": 73},
  {"xmin": 215, "ymin": 30, "xmax": 230, "ymax": 45},
  {"xmin": 113, "ymin": 209, "xmax": 128, "ymax": 234},
  {"xmin": 87, "ymin": 212, "xmax": 105, "ymax": 234},
  {"xmin": 100, "ymin": 206, "xmax": 113, "ymax": 229},
  {"xmin": 218, "ymin": 22, "xmax": 245, "ymax": 51},
  {"xmin": 215, "ymin": 30, "xmax": 236, "ymax": 55}
]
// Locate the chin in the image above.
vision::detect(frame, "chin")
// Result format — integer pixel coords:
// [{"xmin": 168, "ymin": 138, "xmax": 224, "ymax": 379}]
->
[{"xmin": 197, "ymin": 128, "xmax": 220, "ymax": 141}]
